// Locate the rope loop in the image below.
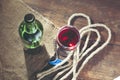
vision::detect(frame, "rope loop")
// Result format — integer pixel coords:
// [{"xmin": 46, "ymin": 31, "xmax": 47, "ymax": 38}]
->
[{"xmin": 37, "ymin": 13, "xmax": 112, "ymax": 80}]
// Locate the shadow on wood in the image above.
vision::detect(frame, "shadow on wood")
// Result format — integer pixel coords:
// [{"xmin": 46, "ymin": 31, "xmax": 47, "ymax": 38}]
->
[{"xmin": 24, "ymin": 45, "xmax": 50, "ymax": 80}]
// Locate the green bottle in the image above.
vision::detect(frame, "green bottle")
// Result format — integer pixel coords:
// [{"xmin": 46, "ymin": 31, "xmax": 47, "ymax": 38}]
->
[{"xmin": 19, "ymin": 13, "xmax": 43, "ymax": 49}]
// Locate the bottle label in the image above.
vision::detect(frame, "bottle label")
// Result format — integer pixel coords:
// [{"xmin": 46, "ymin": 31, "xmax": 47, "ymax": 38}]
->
[
  {"xmin": 23, "ymin": 30, "xmax": 42, "ymax": 42},
  {"xmin": 23, "ymin": 30, "xmax": 42, "ymax": 49}
]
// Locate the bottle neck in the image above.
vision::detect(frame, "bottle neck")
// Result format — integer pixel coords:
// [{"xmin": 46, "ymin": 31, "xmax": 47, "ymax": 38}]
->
[{"xmin": 25, "ymin": 21, "xmax": 37, "ymax": 34}]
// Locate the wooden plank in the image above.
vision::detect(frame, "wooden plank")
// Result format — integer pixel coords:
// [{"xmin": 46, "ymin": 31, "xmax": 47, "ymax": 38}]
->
[
  {"xmin": 0, "ymin": 0, "xmax": 57, "ymax": 80},
  {"xmin": 0, "ymin": 0, "xmax": 119, "ymax": 80},
  {"xmin": 23, "ymin": 0, "xmax": 120, "ymax": 45},
  {"xmin": 36, "ymin": 44, "xmax": 119, "ymax": 80},
  {"xmin": 23, "ymin": 0, "xmax": 120, "ymax": 80},
  {"xmin": 78, "ymin": 44, "xmax": 120, "ymax": 80}
]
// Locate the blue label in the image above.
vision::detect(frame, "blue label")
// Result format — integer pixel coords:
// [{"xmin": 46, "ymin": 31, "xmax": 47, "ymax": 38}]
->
[{"xmin": 49, "ymin": 58, "xmax": 62, "ymax": 66}]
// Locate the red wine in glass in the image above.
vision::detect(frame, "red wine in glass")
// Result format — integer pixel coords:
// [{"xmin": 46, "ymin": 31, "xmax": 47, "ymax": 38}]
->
[{"xmin": 57, "ymin": 25, "xmax": 80, "ymax": 50}]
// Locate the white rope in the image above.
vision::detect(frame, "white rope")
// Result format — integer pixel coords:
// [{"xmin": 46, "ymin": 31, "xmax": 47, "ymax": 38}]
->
[
  {"xmin": 53, "ymin": 64, "xmax": 72, "ymax": 80},
  {"xmin": 76, "ymin": 23, "xmax": 112, "ymax": 78},
  {"xmin": 37, "ymin": 13, "xmax": 112, "ymax": 80},
  {"xmin": 68, "ymin": 13, "xmax": 92, "ymax": 80},
  {"xmin": 60, "ymin": 28, "xmax": 101, "ymax": 80},
  {"xmin": 67, "ymin": 13, "xmax": 91, "ymax": 25},
  {"xmin": 37, "ymin": 51, "xmax": 73, "ymax": 79}
]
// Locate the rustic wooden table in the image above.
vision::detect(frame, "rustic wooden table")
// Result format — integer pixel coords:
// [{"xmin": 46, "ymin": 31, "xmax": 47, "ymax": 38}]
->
[{"xmin": 23, "ymin": 0, "xmax": 120, "ymax": 80}]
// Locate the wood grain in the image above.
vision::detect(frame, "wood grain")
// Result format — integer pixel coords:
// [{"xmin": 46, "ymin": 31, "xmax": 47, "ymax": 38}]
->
[
  {"xmin": 23, "ymin": 0, "xmax": 120, "ymax": 80},
  {"xmin": 78, "ymin": 44, "xmax": 120, "ymax": 80},
  {"xmin": 0, "ymin": 0, "xmax": 57, "ymax": 80},
  {"xmin": 0, "ymin": 0, "xmax": 120, "ymax": 80},
  {"xmin": 23, "ymin": 0, "xmax": 120, "ymax": 45}
]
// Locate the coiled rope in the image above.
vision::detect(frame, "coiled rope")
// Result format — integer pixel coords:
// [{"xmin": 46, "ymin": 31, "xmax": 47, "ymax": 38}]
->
[{"xmin": 37, "ymin": 13, "xmax": 112, "ymax": 80}]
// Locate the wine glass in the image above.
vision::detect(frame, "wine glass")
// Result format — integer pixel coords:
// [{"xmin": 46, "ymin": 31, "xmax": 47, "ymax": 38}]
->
[
  {"xmin": 49, "ymin": 25, "xmax": 80, "ymax": 66},
  {"xmin": 57, "ymin": 25, "xmax": 80, "ymax": 51}
]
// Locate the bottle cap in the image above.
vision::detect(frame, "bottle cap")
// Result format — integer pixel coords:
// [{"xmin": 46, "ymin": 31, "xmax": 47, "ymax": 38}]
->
[
  {"xmin": 24, "ymin": 13, "xmax": 35, "ymax": 23},
  {"xmin": 49, "ymin": 58, "xmax": 62, "ymax": 66}
]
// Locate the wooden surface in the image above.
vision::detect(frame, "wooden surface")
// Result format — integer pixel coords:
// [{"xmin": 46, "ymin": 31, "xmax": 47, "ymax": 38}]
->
[
  {"xmin": 0, "ymin": 0, "xmax": 57, "ymax": 80},
  {"xmin": 23, "ymin": 0, "xmax": 120, "ymax": 80}
]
